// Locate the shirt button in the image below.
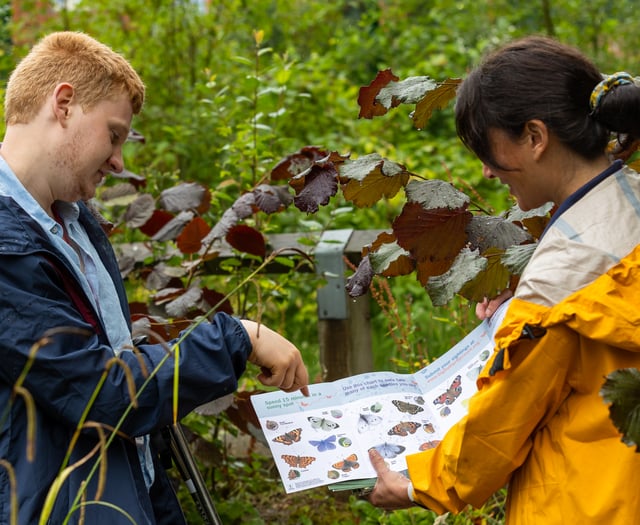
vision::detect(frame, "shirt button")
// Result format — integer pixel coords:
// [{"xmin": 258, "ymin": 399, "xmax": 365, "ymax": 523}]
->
[{"xmin": 51, "ymin": 225, "xmax": 59, "ymax": 234}]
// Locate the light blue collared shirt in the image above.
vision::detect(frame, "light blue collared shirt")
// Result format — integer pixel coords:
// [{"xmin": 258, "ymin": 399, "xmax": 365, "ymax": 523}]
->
[{"xmin": 0, "ymin": 155, "xmax": 154, "ymax": 488}]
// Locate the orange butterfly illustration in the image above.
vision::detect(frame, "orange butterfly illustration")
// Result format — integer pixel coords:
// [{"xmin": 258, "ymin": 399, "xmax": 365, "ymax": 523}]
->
[
  {"xmin": 433, "ymin": 375, "xmax": 462, "ymax": 406},
  {"xmin": 387, "ymin": 421, "xmax": 421, "ymax": 437},
  {"xmin": 332, "ymin": 454, "xmax": 359, "ymax": 472},
  {"xmin": 419, "ymin": 440, "xmax": 442, "ymax": 451},
  {"xmin": 281, "ymin": 454, "xmax": 316, "ymax": 468},
  {"xmin": 272, "ymin": 428, "xmax": 302, "ymax": 446}
]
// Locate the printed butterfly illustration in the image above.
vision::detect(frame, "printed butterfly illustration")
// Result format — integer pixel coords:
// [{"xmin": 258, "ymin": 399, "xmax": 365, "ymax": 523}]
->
[
  {"xmin": 309, "ymin": 435, "xmax": 337, "ymax": 452},
  {"xmin": 414, "ymin": 396, "xmax": 425, "ymax": 405},
  {"xmin": 423, "ymin": 422, "xmax": 435, "ymax": 434},
  {"xmin": 332, "ymin": 454, "xmax": 359, "ymax": 472},
  {"xmin": 281, "ymin": 454, "xmax": 316, "ymax": 468},
  {"xmin": 272, "ymin": 428, "xmax": 302, "ymax": 446},
  {"xmin": 288, "ymin": 469, "xmax": 301, "ymax": 480},
  {"xmin": 357, "ymin": 413, "xmax": 382, "ymax": 433},
  {"xmin": 388, "ymin": 421, "xmax": 421, "ymax": 437},
  {"xmin": 370, "ymin": 442, "xmax": 406, "ymax": 459},
  {"xmin": 308, "ymin": 416, "xmax": 340, "ymax": 431},
  {"xmin": 392, "ymin": 399, "xmax": 424, "ymax": 415},
  {"xmin": 419, "ymin": 440, "xmax": 442, "ymax": 451},
  {"xmin": 433, "ymin": 375, "xmax": 463, "ymax": 406}
]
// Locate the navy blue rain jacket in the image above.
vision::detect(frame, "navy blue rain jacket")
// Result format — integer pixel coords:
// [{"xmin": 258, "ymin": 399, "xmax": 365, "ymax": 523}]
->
[{"xmin": 0, "ymin": 196, "xmax": 252, "ymax": 524}]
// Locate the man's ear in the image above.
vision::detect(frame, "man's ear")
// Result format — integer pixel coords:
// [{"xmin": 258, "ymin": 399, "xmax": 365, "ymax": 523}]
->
[
  {"xmin": 524, "ymin": 119, "xmax": 549, "ymax": 160},
  {"xmin": 52, "ymin": 83, "xmax": 75, "ymax": 125}
]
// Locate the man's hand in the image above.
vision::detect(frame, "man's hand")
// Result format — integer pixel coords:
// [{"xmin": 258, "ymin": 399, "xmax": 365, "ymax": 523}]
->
[
  {"xmin": 241, "ymin": 320, "xmax": 310, "ymax": 396},
  {"xmin": 367, "ymin": 448, "xmax": 414, "ymax": 510}
]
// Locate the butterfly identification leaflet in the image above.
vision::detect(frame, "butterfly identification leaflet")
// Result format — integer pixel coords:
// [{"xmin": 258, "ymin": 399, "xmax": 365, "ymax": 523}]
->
[{"xmin": 251, "ymin": 303, "xmax": 509, "ymax": 494}]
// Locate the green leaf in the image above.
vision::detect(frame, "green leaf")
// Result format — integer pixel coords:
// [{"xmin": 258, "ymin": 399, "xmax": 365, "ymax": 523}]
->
[
  {"xmin": 601, "ymin": 368, "xmax": 640, "ymax": 450},
  {"xmin": 502, "ymin": 243, "xmax": 537, "ymax": 275},
  {"xmin": 426, "ymin": 248, "xmax": 487, "ymax": 306}
]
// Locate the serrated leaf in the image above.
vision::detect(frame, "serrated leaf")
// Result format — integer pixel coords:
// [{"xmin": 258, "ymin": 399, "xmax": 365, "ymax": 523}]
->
[
  {"xmin": 376, "ymin": 76, "xmax": 438, "ymax": 109},
  {"xmin": 393, "ymin": 201, "xmax": 472, "ymax": 263},
  {"xmin": 226, "ymin": 224, "xmax": 266, "ymax": 258},
  {"xmin": 271, "ymin": 146, "xmax": 331, "ymax": 180},
  {"xmin": 176, "ymin": 217, "xmax": 212, "ymax": 254},
  {"xmin": 159, "ymin": 182, "xmax": 211, "ymax": 214},
  {"xmin": 346, "ymin": 256, "xmax": 375, "ymax": 298},
  {"xmin": 253, "ymin": 184, "xmax": 293, "ymax": 214},
  {"xmin": 124, "ymin": 193, "xmax": 156, "ymax": 229},
  {"xmin": 139, "ymin": 209, "xmax": 174, "ymax": 237},
  {"xmin": 151, "ymin": 210, "xmax": 194, "ymax": 242},
  {"xmin": 411, "ymin": 78, "xmax": 461, "ymax": 130},
  {"xmin": 290, "ymin": 162, "xmax": 339, "ymax": 213},
  {"xmin": 601, "ymin": 368, "xmax": 640, "ymax": 450},
  {"xmin": 466, "ymin": 215, "xmax": 531, "ymax": 253},
  {"xmin": 458, "ymin": 247, "xmax": 511, "ymax": 303},
  {"xmin": 405, "ymin": 179, "xmax": 470, "ymax": 209},
  {"xmin": 339, "ymin": 153, "xmax": 411, "ymax": 208},
  {"xmin": 100, "ymin": 182, "xmax": 138, "ymax": 206},
  {"xmin": 506, "ymin": 202, "xmax": 553, "ymax": 240},
  {"xmin": 165, "ymin": 286, "xmax": 204, "ymax": 318},
  {"xmin": 357, "ymin": 68, "xmax": 400, "ymax": 119},
  {"xmin": 426, "ymin": 248, "xmax": 487, "ymax": 306},
  {"xmin": 502, "ymin": 244, "xmax": 537, "ymax": 275},
  {"xmin": 202, "ymin": 287, "xmax": 234, "ymax": 315},
  {"xmin": 231, "ymin": 192, "xmax": 257, "ymax": 219},
  {"xmin": 366, "ymin": 232, "xmax": 414, "ymax": 277}
]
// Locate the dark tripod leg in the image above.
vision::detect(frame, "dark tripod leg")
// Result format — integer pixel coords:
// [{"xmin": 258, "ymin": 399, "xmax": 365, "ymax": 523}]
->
[{"xmin": 165, "ymin": 423, "xmax": 223, "ymax": 525}]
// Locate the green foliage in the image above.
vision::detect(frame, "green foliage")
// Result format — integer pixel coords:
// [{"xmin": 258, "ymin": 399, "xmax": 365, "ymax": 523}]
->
[{"xmin": 3, "ymin": 2, "xmax": 640, "ymax": 524}]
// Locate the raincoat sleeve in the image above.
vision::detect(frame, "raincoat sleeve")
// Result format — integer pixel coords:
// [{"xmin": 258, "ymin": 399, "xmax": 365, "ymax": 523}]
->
[
  {"xmin": 0, "ymin": 247, "xmax": 252, "ymax": 438},
  {"xmin": 405, "ymin": 299, "xmax": 575, "ymax": 513}
]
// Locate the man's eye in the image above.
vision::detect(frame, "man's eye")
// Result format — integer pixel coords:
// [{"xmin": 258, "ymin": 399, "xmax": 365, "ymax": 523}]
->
[{"xmin": 111, "ymin": 132, "xmax": 119, "ymax": 143}]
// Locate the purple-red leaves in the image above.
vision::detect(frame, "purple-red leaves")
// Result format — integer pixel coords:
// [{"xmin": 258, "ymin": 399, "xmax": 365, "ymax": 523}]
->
[
  {"xmin": 357, "ymin": 69, "xmax": 400, "ymax": 119},
  {"xmin": 176, "ymin": 217, "xmax": 212, "ymax": 254},
  {"xmin": 159, "ymin": 182, "xmax": 211, "ymax": 215},
  {"xmin": 358, "ymin": 68, "xmax": 461, "ymax": 130},
  {"xmin": 226, "ymin": 224, "xmax": 266, "ymax": 259}
]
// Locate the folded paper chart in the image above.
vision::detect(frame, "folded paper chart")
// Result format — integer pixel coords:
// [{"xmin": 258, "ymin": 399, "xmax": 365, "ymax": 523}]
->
[{"xmin": 252, "ymin": 304, "xmax": 508, "ymax": 494}]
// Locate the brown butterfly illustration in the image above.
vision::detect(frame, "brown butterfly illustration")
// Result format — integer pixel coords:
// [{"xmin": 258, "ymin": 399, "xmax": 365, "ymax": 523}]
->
[
  {"xmin": 419, "ymin": 440, "xmax": 442, "ymax": 451},
  {"xmin": 387, "ymin": 421, "xmax": 421, "ymax": 437},
  {"xmin": 392, "ymin": 400, "xmax": 424, "ymax": 415},
  {"xmin": 433, "ymin": 375, "xmax": 463, "ymax": 406},
  {"xmin": 272, "ymin": 428, "xmax": 302, "ymax": 446},
  {"xmin": 332, "ymin": 454, "xmax": 359, "ymax": 472},
  {"xmin": 281, "ymin": 454, "xmax": 316, "ymax": 468}
]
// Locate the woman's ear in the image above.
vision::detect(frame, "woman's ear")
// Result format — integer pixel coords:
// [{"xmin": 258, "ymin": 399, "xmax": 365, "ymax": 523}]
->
[
  {"xmin": 524, "ymin": 119, "xmax": 549, "ymax": 160},
  {"xmin": 52, "ymin": 83, "xmax": 75, "ymax": 125}
]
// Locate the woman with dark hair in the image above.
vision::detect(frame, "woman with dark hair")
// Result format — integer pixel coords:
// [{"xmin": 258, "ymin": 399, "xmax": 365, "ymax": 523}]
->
[{"xmin": 367, "ymin": 36, "xmax": 640, "ymax": 523}]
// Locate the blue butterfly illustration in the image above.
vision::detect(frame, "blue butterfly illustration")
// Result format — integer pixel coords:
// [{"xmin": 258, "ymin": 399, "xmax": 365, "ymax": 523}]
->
[
  {"xmin": 370, "ymin": 442, "xmax": 406, "ymax": 459},
  {"xmin": 309, "ymin": 435, "xmax": 337, "ymax": 452}
]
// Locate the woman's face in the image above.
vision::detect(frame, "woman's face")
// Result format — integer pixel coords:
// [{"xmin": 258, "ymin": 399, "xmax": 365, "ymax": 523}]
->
[{"xmin": 482, "ymin": 128, "xmax": 552, "ymax": 211}]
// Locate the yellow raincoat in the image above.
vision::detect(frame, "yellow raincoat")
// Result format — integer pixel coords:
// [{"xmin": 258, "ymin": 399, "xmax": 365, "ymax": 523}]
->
[{"xmin": 406, "ymin": 163, "xmax": 640, "ymax": 523}]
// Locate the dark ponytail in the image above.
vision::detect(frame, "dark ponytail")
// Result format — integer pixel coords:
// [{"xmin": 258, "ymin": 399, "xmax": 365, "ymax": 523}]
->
[{"xmin": 455, "ymin": 36, "xmax": 637, "ymax": 167}]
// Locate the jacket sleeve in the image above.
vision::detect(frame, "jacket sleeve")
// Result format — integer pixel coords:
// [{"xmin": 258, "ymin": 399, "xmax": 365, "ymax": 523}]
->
[
  {"xmin": 0, "ymin": 250, "xmax": 252, "ymax": 438},
  {"xmin": 405, "ymin": 300, "xmax": 575, "ymax": 513}
]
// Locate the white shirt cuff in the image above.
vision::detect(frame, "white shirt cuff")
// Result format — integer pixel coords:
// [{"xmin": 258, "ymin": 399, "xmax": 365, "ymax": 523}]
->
[{"xmin": 407, "ymin": 480, "xmax": 415, "ymax": 502}]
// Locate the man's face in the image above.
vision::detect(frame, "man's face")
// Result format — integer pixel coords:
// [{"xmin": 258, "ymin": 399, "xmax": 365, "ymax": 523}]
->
[{"xmin": 54, "ymin": 93, "xmax": 132, "ymax": 202}]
